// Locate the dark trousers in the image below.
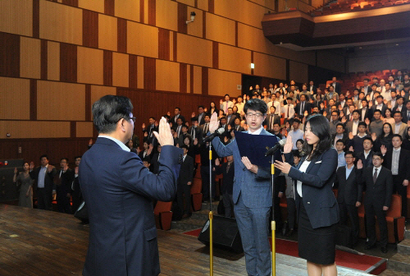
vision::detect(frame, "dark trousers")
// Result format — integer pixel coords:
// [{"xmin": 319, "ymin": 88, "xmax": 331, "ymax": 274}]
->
[
  {"xmin": 222, "ymin": 193, "xmax": 234, "ymax": 218},
  {"xmin": 365, "ymin": 201, "xmax": 388, "ymax": 247},
  {"xmin": 177, "ymin": 182, "xmax": 191, "ymax": 215},
  {"xmin": 37, "ymin": 188, "xmax": 52, "ymax": 210},
  {"xmin": 393, "ymin": 175, "xmax": 407, "ymax": 218},
  {"xmin": 200, "ymin": 166, "xmax": 215, "ymax": 200},
  {"xmin": 57, "ymin": 193, "xmax": 71, "ymax": 213},
  {"xmin": 286, "ymin": 198, "xmax": 296, "ymax": 230},
  {"xmin": 339, "ymin": 202, "xmax": 360, "ymax": 244}
]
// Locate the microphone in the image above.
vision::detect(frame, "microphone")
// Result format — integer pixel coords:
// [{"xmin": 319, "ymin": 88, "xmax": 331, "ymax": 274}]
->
[
  {"xmin": 203, "ymin": 127, "xmax": 225, "ymax": 142},
  {"xmin": 265, "ymin": 139, "xmax": 286, "ymax": 156}
]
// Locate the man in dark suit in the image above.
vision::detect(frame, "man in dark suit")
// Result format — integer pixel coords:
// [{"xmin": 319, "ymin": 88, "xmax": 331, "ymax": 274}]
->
[
  {"xmin": 357, "ymin": 137, "xmax": 375, "ymax": 169},
  {"xmin": 332, "ymin": 76, "xmax": 341, "ymax": 94},
  {"xmin": 295, "ymin": 94, "xmax": 311, "ymax": 117},
  {"xmin": 309, "ymin": 80, "xmax": 317, "ymax": 94},
  {"xmin": 381, "ymin": 134, "xmax": 410, "ymax": 218},
  {"xmin": 265, "ymin": 106, "xmax": 281, "ymax": 131},
  {"xmin": 71, "ymin": 156, "xmax": 82, "ymax": 214},
  {"xmin": 358, "ymin": 152, "xmax": 393, "ymax": 253},
  {"xmin": 79, "ymin": 95, "xmax": 182, "ymax": 276},
  {"xmin": 214, "ymin": 155, "xmax": 235, "ymax": 218},
  {"xmin": 170, "ymin": 106, "xmax": 185, "ymax": 125},
  {"xmin": 176, "ymin": 145, "xmax": 194, "ymax": 219},
  {"xmin": 359, "ymin": 99, "xmax": 373, "ymax": 122},
  {"xmin": 334, "ymin": 151, "xmax": 363, "ymax": 246},
  {"xmin": 197, "ymin": 105, "xmax": 206, "ymax": 125},
  {"xmin": 29, "ymin": 154, "xmax": 57, "ymax": 210},
  {"xmin": 55, "ymin": 158, "xmax": 74, "ymax": 214}
]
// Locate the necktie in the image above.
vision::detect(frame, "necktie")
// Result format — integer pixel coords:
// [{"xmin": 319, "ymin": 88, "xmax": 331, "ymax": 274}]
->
[
  {"xmin": 301, "ymin": 102, "xmax": 304, "ymax": 115},
  {"xmin": 287, "ymin": 105, "xmax": 289, "ymax": 118},
  {"xmin": 204, "ymin": 123, "xmax": 209, "ymax": 134},
  {"xmin": 225, "ymin": 102, "xmax": 228, "ymax": 114},
  {"xmin": 373, "ymin": 168, "xmax": 378, "ymax": 184},
  {"xmin": 407, "ymin": 111, "xmax": 410, "ymax": 120},
  {"xmin": 226, "ymin": 162, "xmax": 231, "ymax": 173}
]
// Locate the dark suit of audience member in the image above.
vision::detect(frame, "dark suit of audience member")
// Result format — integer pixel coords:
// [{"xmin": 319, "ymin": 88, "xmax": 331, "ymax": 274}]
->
[
  {"xmin": 359, "ymin": 107, "xmax": 373, "ymax": 122},
  {"xmin": 382, "ymin": 147, "xmax": 410, "ymax": 218},
  {"xmin": 334, "ymin": 165, "xmax": 362, "ymax": 245},
  {"xmin": 214, "ymin": 158, "xmax": 235, "ymax": 218},
  {"xmin": 197, "ymin": 141, "xmax": 217, "ymax": 201},
  {"xmin": 176, "ymin": 150, "xmax": 194, "ymax": 218},
  {"xmin": 357, "ymin": 150, "xmax": 374, "ymax": 170},
  {"xmin": 150, "ymin": 150, "xmax": 161, "ymax": 174},
  {"xmin": 331, "ymin": 133, "xmax": 349, "ymax": 148},
  {"xmin": 332, "ymin": 82, "xmax": 341, "ymax": 94},
  {"xmin": 265, "ymin": 113, "xmax": 281, "ymax": 131},
  {"xmin": 71, "ymin": 170, "xmax": 82, "ymax": 214},
  {"xmin": 30, "ymin": 164, "xmax": 57, "ymax": 210},
  {"xmin": 295, "ymin": 100, "xmax": 312, "ymax": 116},
  {"xmin": 55, "ymin": 168, "xmax": 74, "ymax": 213},
  {"xmin": 359, "ymin": 164, "xmax": 393, "ymax": 251}
]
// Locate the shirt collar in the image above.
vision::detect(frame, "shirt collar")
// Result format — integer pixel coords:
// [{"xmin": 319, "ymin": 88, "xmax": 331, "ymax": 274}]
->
[
  {"xmin": 248, "ymin": 126, "xmax": 264, "ymax": 135},
  {"xmin": 393, "ymin": 147, "xmax": 401, "ymax": 152},
  {"xmin": 99, "ymin": 135, "xmax": 131, "ymax": 152}
]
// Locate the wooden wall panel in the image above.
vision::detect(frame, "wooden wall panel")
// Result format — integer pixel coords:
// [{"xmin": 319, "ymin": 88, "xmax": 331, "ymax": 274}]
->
[
  {"xmin": 219, "ymin": 44, "xmax": 251, "ymax": 74},
  {"xmin": 253, "ymin": 52, "xmax": 286, "ymax": 80},
  {"xmin": 78, "ymin": 0, "xmax": 104, "ymax": 13},
  {"xmin": 114, "ymin": 0, "xmax": 140, "ymax": 22},
  {"xmin": 156, "ymin": 0, "xmax": 178, "ymax": 31},
  {"xmin": 112, "ymin": 52, "xmax": 129, "ymax": 87},
  {"xmin": 148, "ymin": 0, "xmax": 156, "ymax": 26},
  {"xmin": 60, "ymin": 43, "xmax": 77, "ymax": 83},
  {"xmin": 137, "ymin": 56, "xmax": 144, "ymax": 89},
  {"xmin": 98, "ymin": 14, "xmax": 117, "ymax": 51},
  {"xmin": 37, "ymin": 81, "xmax": 85, "ymax": 121},
  {"xmin": 33, "ymin": 0, "xmax": 39, "ymax": 38},
  {"xmin": 177, "ymin": 0, "xmax": 195, "ymax": 6},
  {"xmin": 90, "ymin": 85, "xmax": 117, "ymax": 118},
  {"xmin": 77, "ymin": 47, "xmax": 103, "ymax": 85},
  {"xmin": 180, "ymin": 64, "xmax": 187, "ymax": 93},
  {"xmin": 117, "ymin": 18, "xmax": 127, "ymax": 53},
  {"xmin": 187, "ymin": 7, "xmax": 203, "ymax": 38},
  {"xmin": 0, "ymin": 32, "xmax": 20, "ymax": 78},
  {"xmin": 0, "ymin": 121, "xmax": 70, "ymax": 139},
  {"xmin": 238, "ymin": 23, "xmax": 276, "ymax": 54},
  {"xmin": 206, "ymin": 13, "xmax": 235, "ymax": 46},
  {"xmin": 0, "ymin": 0, "xmax": 32, "ymax": 36},
  {"xmin": 20, "ymin": 37, "xmax": 41, "ymax": 79},
  {"xmin": 30, "ymin": 79, "xmax": 37, "ymax": 121},
  {"xmin": 169, "ymin": 31, "xmax": 175, "ymax": 61},
  {"xmin": 39, "ymin": 0, "xmax": 82, "ymax": 45},
  {"xmin": 129, "ymin": 55, "xmax": 138, "ymax": 89},
  {"xmin": 289, "ymin": 60, "xmax": 308, "ymax": 84},
  {"xmin": 208, "ymin": 69, "xmax": 242, "ymax": 97},
  {"xmin": 103, "ymin": 50, "xmax": 113, "ymax": 86},
  {"xmin": 83, "ymin": 10, "xmax": 98, "ymax": 48},
  {"xmin": 76, "ymin": 122, "xmax": 93, "ymax": 137},
  {"xmin": 158, "ymin": 29, "xmax": 170, "ymax": 60},
  {"xmin": 104, "ymin": 0, "xmax": 114, "ymax": 16},
  {"xmin": 0, "ymin": 77, "xmax": 30, "ymax": 120},
  {"xmin": 156, "ymin": 60, "xmax": 180, "ymax": 92},
  {"xmin": 193, "ymin": 66, "xmax": 202, "ymax": 94},
  {"xmin": 178, "ymin": 3, "xmax": 188, "ymax": 34},
  {"xmin": 177, "ymin": 33, "xmax": 212, "ymax": 68},
  {"xmin": 143, "ymin": 0, "xmax": 149, "ymax": 24},
  {"xmin": 47, "ymin": 41, "xmax": 60, "ymax": 81},
  {"xmin": 144, "ymin": 58, "xmax": 156, "ymax": 91},
  {"xmin": 127, "ymin": 22, "xmax": 158, "ymax": 58},
  {"xmin": 214, "ymin": 0, "xmax": 271, "ymax": 28},
  {"xmin": 197, "ymin": 0, "xmax": 208, "ymax": 10}
]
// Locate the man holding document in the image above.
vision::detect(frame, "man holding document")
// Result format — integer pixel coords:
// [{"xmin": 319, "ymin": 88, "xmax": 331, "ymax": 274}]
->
[{"xmin": 209, "ymin": 98, "xmax": 292, "ymax": 276}]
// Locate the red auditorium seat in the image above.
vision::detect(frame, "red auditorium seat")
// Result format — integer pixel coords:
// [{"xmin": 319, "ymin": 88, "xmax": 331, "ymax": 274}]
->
[
  {"xmin": 375, "ymin": 194, "xmax": 405, "ymax": 243},
  {"xmin": 391, "ymin": 69, "xmax": 398, "ymax": 75},
  {"xmin": 191, "ymin": 178, "xmax": 203, "ymax": 211},
  {"xmin": 358, "ymin": 196, "xmax": 367, "ymax": 239},
  {"xmin": 154, "ymin": 201, "xmax": 173, "ymax": 230},
  {"xmin": 382, "ymin": 70, "xmax": 391, "ymax": 75}
]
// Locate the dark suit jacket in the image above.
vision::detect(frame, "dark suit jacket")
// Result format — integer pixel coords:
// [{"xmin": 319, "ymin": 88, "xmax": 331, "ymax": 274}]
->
[
  {"xmin": 55, "ymin": 168, "xmax": 74, "ymax": 196},
  {"xmin": 382, "ymin": 148, "xmax": 410, "ymax": 184},
  {"xmin": 333, "ymin": 82, "xmax": 341, "ymax": 94},
  {"xmin": 359, "ymin": 107, "xmax": 373, "ymax": 121},
  {"xmin": 264, "ymin": 114, "xmax": 281, "ymax": 129},
  {"xmin": 334, "ymin": 166, "xmax": 363, "ymax": 205},
  {"xmin": 295, "ymin": 101, "xmax": 312, "ymax": 116},
  {"xmin": 178, "ymin": 155, "xmax": 194, "ymax": 186},
  {"xmin": 288, "ymin": 148, "xmax": 339, "ymax": 229},
  {"xmin": 214, "ymin": 161, "xmax": 234, "ymax": 195},
  {"xmin": 30, "ymin": 166, "xmax": 57, "ymax": 193},
  {"xmin": 357, "ymin": 150, "xmax": 374, "ymax": 169},
  {"xmin": 171, "ymin": 114, "xmax": 185, "ymax": 125},
  {"xmin": 79, "ymin": 137, "xmax": 182, "ymax": 276},
  {"xmin": 359, "ymin": 166, "xmax": 393, "ymax": 208}
]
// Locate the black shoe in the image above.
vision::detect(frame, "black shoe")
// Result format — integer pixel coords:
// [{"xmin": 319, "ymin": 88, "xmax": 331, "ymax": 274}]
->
[
  {"xmin": 365, "ymin": 243, "xmax": 377, "ymax": 250},
  {"xmin": 381, "ymin": 246, "xmax": 388, "ymax": 253}
]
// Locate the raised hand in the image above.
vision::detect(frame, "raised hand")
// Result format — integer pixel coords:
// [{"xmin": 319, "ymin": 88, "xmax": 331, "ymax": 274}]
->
[
  {"xmin": 365, "ymin": 118, "xmax": 370, "ymax": 125},
  {"xmin": 14, "ymin": 167, "xmax": 18, "ymax": 174},
  {"xmin": 349, "ymin": 132, "xmax": 354, "ymax": 140},
  {"xmin": 283, "ymin": 136, "xmax": 293, "ymax": 154},
  {"xmin": 209, "ymin": 112, "xmax": 219, "ymax": 133},
  {"xmin": 371, "ymin": 132, "xmax": 377, "ymax": 141},
  {"xmin": 356, "ymin": 159, "xmax": 363, "ymax": 169},
  {"xmin": 153, "ymin": 117, "xmax": 174, "ymax": 146},
  {"xmin": 380, "ymin": 145, "xmax": 387, "ymax": 155},
  {"xmin": 191, "ymin": 112, "xmax": 195, "ymax": 118},
  {"xmin": 142, "ymin": 123, "xmax": 145, "ymax": 129}
]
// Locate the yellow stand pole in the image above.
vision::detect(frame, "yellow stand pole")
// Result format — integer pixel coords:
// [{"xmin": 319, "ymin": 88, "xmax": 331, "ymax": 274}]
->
[{"xmin": 271, "ymin": 161, "xmax": 276, "ymax": 276}]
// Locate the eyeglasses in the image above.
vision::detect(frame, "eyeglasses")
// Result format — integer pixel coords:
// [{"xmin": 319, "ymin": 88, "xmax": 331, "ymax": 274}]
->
[{"xmin": 246, "ymin": 113, "xmax": 263, "ymax": 118}]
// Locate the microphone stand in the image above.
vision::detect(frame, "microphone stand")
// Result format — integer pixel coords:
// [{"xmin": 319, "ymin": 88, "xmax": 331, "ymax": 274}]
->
[
  {"xmin": 208, "ymin": 141, "xmax": 214, "ymax": 276},
  {"xmin": 270, "ymin": 153, "xmax": 276, "ymax": 276}
]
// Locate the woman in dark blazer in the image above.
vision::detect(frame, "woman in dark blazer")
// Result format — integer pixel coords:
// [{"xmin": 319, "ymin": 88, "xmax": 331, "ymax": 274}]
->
[{"xmin": 275, "ymin": 114, "xmax": 339, "ymax": 276}]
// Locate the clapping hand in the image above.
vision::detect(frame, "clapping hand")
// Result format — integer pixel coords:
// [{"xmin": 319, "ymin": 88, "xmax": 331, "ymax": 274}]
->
[{"xmin": 357, "ymin": 159, "xmax": 363, "ymax": 169}]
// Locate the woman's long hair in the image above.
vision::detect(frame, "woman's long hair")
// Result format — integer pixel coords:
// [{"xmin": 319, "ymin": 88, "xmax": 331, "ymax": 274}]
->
[{"xmin": 302, "ymin": 114, "xmax": 332, "ymax": 161}]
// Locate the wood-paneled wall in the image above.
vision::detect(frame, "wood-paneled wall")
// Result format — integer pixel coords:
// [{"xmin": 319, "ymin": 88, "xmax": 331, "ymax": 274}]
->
[{"xmin": 0, "ymin": 0, "xmax": 338, "ymax": 162}]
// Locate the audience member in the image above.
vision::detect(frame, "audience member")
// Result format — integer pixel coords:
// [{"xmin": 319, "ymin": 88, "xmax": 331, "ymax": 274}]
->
[
  {"xmin": 13, "ymin": 162, "xmax": 33, "ymax": 208},
  {"xmin": 214, "ymin": 156, "xmax": 235, "ymax": 218},
  {"xmin": 29, "ymin": 155, "xmax": 57, "ymax": 210}
]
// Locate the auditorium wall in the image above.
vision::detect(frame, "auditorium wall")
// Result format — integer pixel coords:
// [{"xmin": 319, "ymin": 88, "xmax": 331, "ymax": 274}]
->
[{"xmin": 0, "ymin": 0, "xmax": 340, "ymax": 165}]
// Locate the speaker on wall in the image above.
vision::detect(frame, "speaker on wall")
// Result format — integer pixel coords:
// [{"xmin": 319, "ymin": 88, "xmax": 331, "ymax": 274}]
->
[{"xmin": 198, "ymin": 215, "xmax": 243, "ymax": 253}]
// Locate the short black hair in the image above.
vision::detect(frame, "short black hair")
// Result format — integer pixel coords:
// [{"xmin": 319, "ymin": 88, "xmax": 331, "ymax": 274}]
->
[
  {"xmin": 358, "ymin": 122, "xmax": 367, "ymax": 128},
  {"xmin": 75, "ymin": 156, "xmax": 82, "ymax": 160},
  {"xmin": 363, "ymin": 137, "xmax": 373, "ymax": 144},
  {"xmin": 336, "ymin": 123, "xmax": 345, "ymax": 129},
  {"xmin": 180, "ymin": 145, "xmax": 189, "ymax": 150},
  {"xmin": 392, "ymin": 134, "xmax": 403, "ymax": 141},
  {"xmin": 336, "ymin": 139, "xmax": 344, "ymax": 145},
  {"xmin": 92, "ymin": 95, "xmax": 133, "ymax": 134},
  {"xmin": 373, "ymin": 109, "xmax": 381, "ymax": 114},
  {"xmin": 244, "ymin": 98, "xmax": 268, "ymax": 115},
  {"xmin": 60, "ymin": 158, "xmax": 69, "ymax": 163},
  {"xmin": 345, "ymin": 151, "xmax": 354, "ymax": 158},
  {"xmin": 373, "ymin": 152, "xmax": 383, "ymax": 159},
  {"xmin": 40, "ymin": 154, "xmax": 48, "ymax": 161}
]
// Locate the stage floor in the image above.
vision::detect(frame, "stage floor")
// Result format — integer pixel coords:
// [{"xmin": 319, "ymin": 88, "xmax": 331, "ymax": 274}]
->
[{"xmin": 0, "ymin": 204, "xmax": 373, "ymax": 276}]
